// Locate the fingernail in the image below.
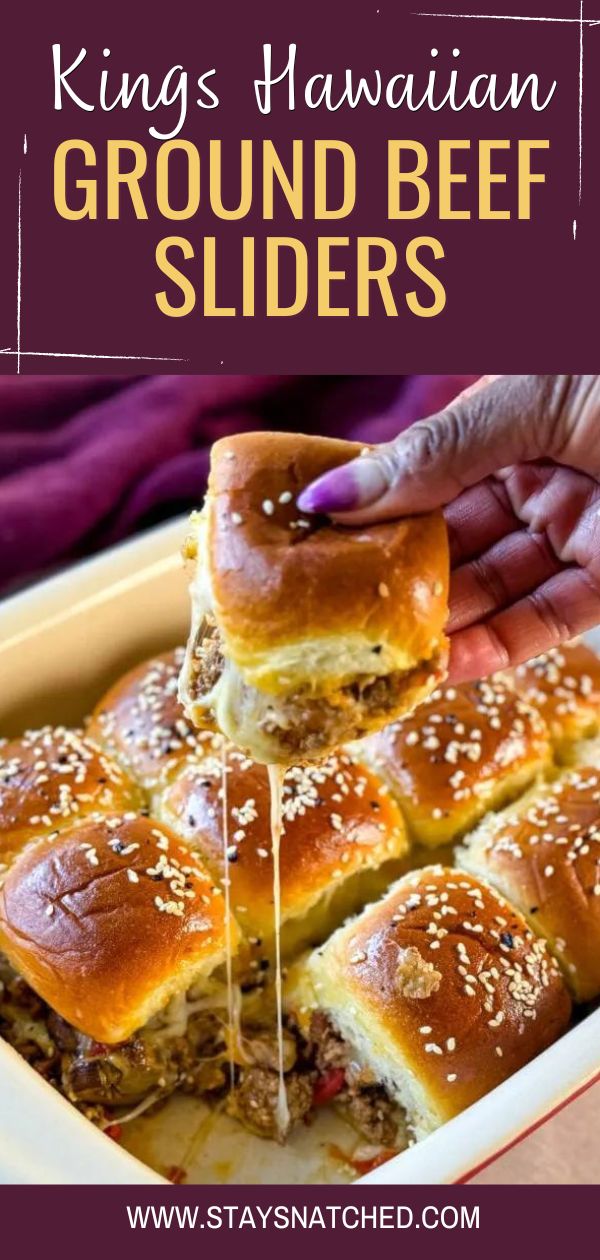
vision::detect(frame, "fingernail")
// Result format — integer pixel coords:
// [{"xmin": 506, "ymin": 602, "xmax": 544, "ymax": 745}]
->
[{"xmin": 297, "ymin": 457, "xmax": 388, "ymax": 514}]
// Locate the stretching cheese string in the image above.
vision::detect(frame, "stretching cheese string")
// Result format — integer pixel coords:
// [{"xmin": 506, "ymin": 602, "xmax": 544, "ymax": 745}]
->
[
  {"xmin": 267, "ymin": 763, "xmax": 290, "ymax": 1138},
  {"xmin": 221, "ymin": 741, "xmax": 237, "ymax": 1091}
]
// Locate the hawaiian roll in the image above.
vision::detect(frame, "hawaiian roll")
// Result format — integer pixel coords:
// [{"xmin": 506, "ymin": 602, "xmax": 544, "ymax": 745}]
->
[
  {"xmin": 507, "ymin": 641, "xmax": 600, "ymax": 762},
  {"xmin": 459, "ymin": 761, "xmax": 600, "ymax": 1000},
  {"xmin": 179, "ymin": 432, "xmax": 449, "ymax": 764},
  {"xmin": 0, "ymin": 813, "xmax": 239, "ymax": 1044},
  {"xmin": 286, "ymin": 865, "xmax": 571, "ymax": 1140},
  {"xmin": 361, "ymin": 678, "xmax": 552, "ymax": 848},
  {"xmin": 153, "ymin": 734, "xmax": 409, "ymax": 965},
  {"xmin": 0, "ymin": 726, "xmax": 142, "ymax": 869},
  {"xmin": 88, "ymin": 649, "xmax": 206, "ymax": 791}
]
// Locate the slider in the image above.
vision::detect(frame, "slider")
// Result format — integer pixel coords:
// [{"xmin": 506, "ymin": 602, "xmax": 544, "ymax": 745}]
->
[
  {"xmin": 154, "ymin": 732, "xmax": 409, "ymax": 970},
  {"xmin": 0, "ymin": 725, "xmax": 142, "ymax": 870},
  {"xmin": 506, "ymin": 641, "xmax": 600, "ymax": 764},
  {"xmin": 360, "ymin": 677, "xmax": 552, "ymax": 848},
  {"xmin": 0, "ymin": 814, "xmax": 241, "ymax": 1123},
  {"xmin": 460, "ymin": 751, "xmax": 600, "ymax": 1001},
  {"xmin": 88, "ymin": 649, "xmax": 207, "ymax": 791},
  {"xmin": 286, "ymin": 865, "xmax": 571, "ymax": 1143},
  {"xmin": 178, "ymin": 432, "xmax": 449, "ymax": 764}
]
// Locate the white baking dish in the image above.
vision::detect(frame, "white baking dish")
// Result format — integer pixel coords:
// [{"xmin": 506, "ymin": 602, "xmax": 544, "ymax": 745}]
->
[{"xmin": 1, "ymin": 517, "xmax": 599, "ymax": 1185}]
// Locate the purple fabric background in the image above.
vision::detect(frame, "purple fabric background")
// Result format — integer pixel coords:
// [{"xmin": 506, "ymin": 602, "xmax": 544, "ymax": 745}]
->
[{"xmin": 0, "ymin": 374, "xmax": 477, "ymax": 597}]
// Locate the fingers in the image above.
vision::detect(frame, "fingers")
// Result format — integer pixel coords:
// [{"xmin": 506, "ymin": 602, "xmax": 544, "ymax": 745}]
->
[
  {"xmin": 448, "ymin": 528, "xmax": 564, "ymax": 633},
  {"xmin": 297, "ymin": 375, "xmax": 572, "ymax": 522},
  {"xmin": 501, "ymin": 462, "xmax": 600, "ymax": 571},
  {"xmin": 444, "ymin": 477, "xmax": 520, "ymax": 565},
  {"xmin": 447, "ymin": 567, "xmax": 600, "ymax": 683}
]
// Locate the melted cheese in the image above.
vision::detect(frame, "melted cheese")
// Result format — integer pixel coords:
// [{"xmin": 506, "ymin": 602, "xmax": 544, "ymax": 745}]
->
[
  {"xmin": 221, "ymin": 741, "xmax": 238, "ymax": 1090},
  {"xmin": 268, "ymin": 763, "xmax": 290, "ymax": 1137}
]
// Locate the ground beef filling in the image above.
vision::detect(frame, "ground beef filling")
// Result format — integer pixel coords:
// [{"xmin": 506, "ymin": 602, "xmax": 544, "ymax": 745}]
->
[
  {"xmin": 192, "ymin": 622, "xmax": 436, "ymax": 759},
  {"xmin": 1, "ymin": 960, "xmax": 398, "ymax": 1146},
  {"xmin": 306, "ymin": 1012, "xmax": 399, "ymax": 1147},
  {"xmin": 191, "ymin": 616, "xmax": 225, "ymax": 698},
  {"xmin": 0, "ymin": 959, "xmax": 228, "ymax": 1125},
  {"xmin": 228, "ymin": 1012, "xmax": 398, "ymax": 1145}
]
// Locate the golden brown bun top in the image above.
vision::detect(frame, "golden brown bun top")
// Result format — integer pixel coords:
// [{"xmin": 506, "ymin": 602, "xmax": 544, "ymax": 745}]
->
[
  {"xmin": 88, "ymin": 650, "xmax": 205, "ymax": 789},
  {"xmin": 0, "ymin": 726, "xmax": 142, "ymax": 867},
  {"xmin": 363, "ymin": 678, "xmax": 551, "ymax": 817},
  {"xmin": 206, "ymin": 432, "xmax": 449, "ymax": 684},
  {"xmin": 0, "ymin": 814, "xmax": 236, "ymax": 1044},
  {"xmin": 155, "ymin": 733, "xmax": 407, "ymax": 941},
  {"xmin": 509, "ymin": 642, "xmax": 600, "ymax": 750},
  {"xmin": 318, "ymin": 865, "xmax": 570, "ymax": 1122},
  {"xmin": 460, "ymin": 766, "xmax": 600, "ymax": 1000}
]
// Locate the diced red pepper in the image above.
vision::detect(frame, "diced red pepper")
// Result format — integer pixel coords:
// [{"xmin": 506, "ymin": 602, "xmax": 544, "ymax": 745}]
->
[
  {"xmin": 348, "ymin": 1149, "xmax": 397, "ymax": 1176},
  {"xmin": 312, "ymin": 1068, "xmax": 346, "ymax": 1106},
  {"xmin": 89, "ymin": 1041, "xmax": 110, "ymax": 1057},
  {"xmin": 328, "ymin": 1143, "xmax": 397, "ymax": 1176},
  {"xmin": 104, "ymin": 1123, "xmax": 122, "ymax": 1142},
  {"xmin": 167, "ymin": 1165, "xmax": 187, "ymax": 1185}
]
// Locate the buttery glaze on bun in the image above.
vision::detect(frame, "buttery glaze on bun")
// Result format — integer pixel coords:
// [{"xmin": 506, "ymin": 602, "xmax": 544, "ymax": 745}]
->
[
  {"xmin": 507, "ymin": 642, "xmax": 600, "ymax": 762},
  {"xmin": 360, "ymin": 678, "xmax": 552, "ymax": 848},
  {"xmin": 286, "ymin": 865, "xmax": 571, "ymax": 1139},
  {"xmin": 88, "ymin": 649, "xmax": 205, "ymax": 790},
  {"xmin": 460, "ymin": 760, "xmax": 600, "ymax": 1000},
  {"xmin": 0, "ymin": 726, "xmax": 142, "ymax": 868},
  {"xmin": 0, "ymin": 814, "xmax": 238, "ymax": 1043},
  {"xmin": 154, "ymin": 732, "xmax": 409, "ymax": 964},
  {"xmin": 179, "ymin": 432, "xmax": 449, "ymax": 764}
]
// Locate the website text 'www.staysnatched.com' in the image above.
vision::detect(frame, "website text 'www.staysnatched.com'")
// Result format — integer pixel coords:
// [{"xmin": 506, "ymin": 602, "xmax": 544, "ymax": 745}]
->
[{"xmin": 125, "ymin": 1203, "xmax": 480, "ymax": 1232}]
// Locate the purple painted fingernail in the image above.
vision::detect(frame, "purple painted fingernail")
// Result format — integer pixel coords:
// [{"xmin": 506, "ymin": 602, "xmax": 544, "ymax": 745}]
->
[{"xmin": 297, "ymin": 457, "xmax": 388, "ymax": 514}]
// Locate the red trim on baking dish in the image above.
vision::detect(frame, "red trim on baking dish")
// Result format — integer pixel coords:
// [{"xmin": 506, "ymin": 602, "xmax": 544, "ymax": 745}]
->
[{"xmin": 456, "ymin": 1068, "xmax": 600, "ymax": 1183}]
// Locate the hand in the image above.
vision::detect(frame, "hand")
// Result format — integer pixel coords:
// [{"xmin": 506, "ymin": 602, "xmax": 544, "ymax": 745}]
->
[{"xmin": 297, "ymin": 375, "xmax": 600, "ymax": 683}]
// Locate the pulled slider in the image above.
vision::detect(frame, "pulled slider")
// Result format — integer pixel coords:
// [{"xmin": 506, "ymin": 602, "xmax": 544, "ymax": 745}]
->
[
  {"xmin": 286, "ymin": 865, "xmax": 571, "ymax": 1141},
  {"xmin": 360, "ymin": 678, "xmax": 552, "ymax": 848},
  {"xmin": 459, "ymin": 751, "xmax": 600, "ymax": 1001},
  {"xmin": 0, "ymin": 814, "xmax": 241, "ymax": 1123},
  {"xmin": 179, "ymin": 432, "xmax": 449, "ymax": 764},
  {"xmin": 153, "ymin": 732, "xmax": 409, "ymax": 972}
]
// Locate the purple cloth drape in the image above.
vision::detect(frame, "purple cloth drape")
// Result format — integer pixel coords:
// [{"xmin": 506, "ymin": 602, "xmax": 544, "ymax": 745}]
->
[{"xmin": 0, "ymin": 374, "xmax": 478, "ymax": 596}]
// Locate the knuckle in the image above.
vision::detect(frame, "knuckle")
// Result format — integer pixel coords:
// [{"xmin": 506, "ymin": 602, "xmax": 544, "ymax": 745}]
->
[
  {"xmin": 529, "ymin": 587, "xmax": 572, "ymax": 642},
  {"xmin": 471, "ymin": 554, "xmax": 512, "ymax": 613}
]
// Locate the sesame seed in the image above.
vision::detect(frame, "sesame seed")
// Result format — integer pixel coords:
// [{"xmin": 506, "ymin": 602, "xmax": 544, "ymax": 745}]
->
[
  {"xmin": 231, "ymin": 512, "xmax": 243, "ymax": 526},
  {"xmin": 447, "ymin": 1073, "xmax": 457, "ymax": 1083},
  {"xmin": 278, "ymin": 491, "xmax": 293, "ymax": 504},
  {"xmin": 378, "ymin": 582, "xmax": 390, "ymax": 598},
  {"xmin": 262, "ymin": 499, "xmax": 275, "ymax": 516}
]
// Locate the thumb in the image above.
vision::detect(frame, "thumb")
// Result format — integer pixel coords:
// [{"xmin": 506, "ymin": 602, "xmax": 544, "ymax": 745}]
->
[{"xmin": 297, "ymin": 375, "xmax": 569, "ymax": 523}]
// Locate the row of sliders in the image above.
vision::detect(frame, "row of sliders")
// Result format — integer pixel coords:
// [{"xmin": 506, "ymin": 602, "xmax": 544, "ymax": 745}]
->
[{"xmin": 0, "ymin": 642, "xmax": 599, "ymax": 1156}]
